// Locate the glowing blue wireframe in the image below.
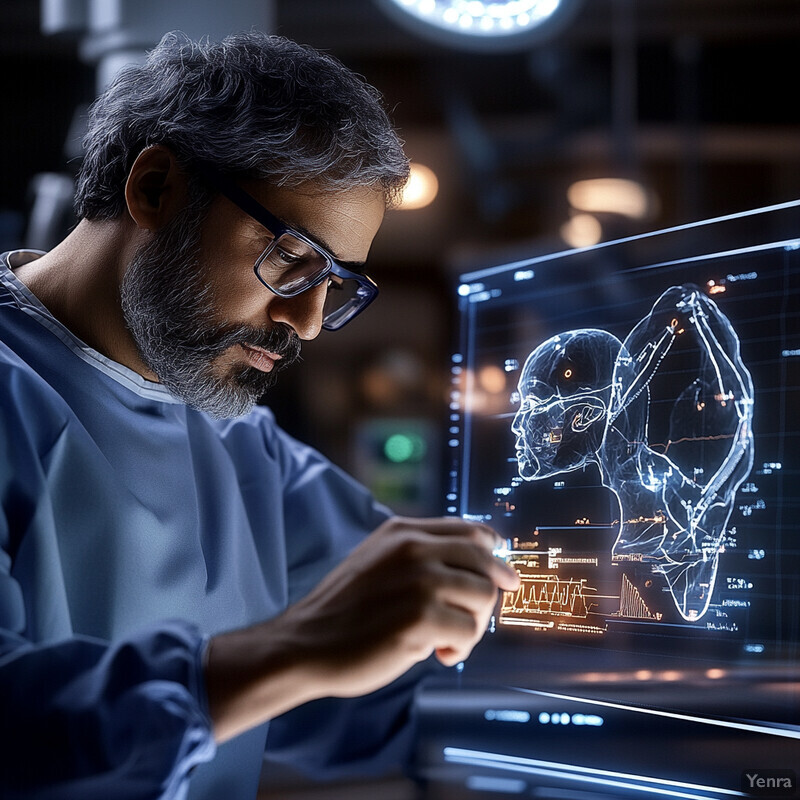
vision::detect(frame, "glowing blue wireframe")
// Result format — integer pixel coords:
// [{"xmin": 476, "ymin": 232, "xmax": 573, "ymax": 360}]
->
[{"xmin": 511, "ymin": 285, "xmax": 754, "ymax": 621}]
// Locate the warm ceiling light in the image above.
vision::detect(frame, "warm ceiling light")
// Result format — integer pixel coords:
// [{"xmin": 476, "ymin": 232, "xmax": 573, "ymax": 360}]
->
[
  {"xmin": 398, "ymin": 162, "xmax": 439, "ymax": 210},
  {"xmin": 560, "ymin": 213, "xmax": 602, "ymax": 248},
  {"xmin": 376, "ymin": 0, "xmax": 582, "ymax": 51},
  {"xmin": 567, "ymin": 178, "xmax": 651, "ymax": 220}
]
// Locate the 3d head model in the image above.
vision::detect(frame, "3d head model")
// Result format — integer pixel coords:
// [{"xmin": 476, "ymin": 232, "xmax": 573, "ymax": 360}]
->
[{"xmin": 511, "ymin": 285, "xmax": 754, "ymax": 620}]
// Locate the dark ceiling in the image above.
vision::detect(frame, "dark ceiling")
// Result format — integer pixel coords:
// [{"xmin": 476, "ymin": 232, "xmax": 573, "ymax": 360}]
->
[{"xmin": 3, "ymin": 0, "xmax": 800, "ymax": 271}]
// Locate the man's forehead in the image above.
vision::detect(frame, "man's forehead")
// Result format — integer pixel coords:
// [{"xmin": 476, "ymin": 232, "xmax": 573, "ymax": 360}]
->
[{"xmin": 245, "ymin": 179, "xmax": 385, "ymax": 263}]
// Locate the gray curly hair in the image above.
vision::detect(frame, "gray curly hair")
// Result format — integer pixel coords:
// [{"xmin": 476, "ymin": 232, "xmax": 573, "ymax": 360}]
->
[{"xmin": 75, "ymin": 30, "xmax": 409, "ymax": 219}]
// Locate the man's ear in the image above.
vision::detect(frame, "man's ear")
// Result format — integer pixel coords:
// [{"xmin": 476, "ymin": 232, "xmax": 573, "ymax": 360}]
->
[{"xmin": 124, "ymin": 145, "xmax": 189, "ymax": 231}]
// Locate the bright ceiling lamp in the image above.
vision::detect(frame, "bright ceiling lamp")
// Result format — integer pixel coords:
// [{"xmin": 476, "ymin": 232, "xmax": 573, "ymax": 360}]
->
[
  {"xmin": 375, "ymin": 0, "xmax": 583, "ymax": 52},
  {"xmin": 398, "ymin": 162, "xmax": 439, "ymax": 210},
  {"xmin": 567, "ymin": 178, "xmax": 653, "ymax": 220}
]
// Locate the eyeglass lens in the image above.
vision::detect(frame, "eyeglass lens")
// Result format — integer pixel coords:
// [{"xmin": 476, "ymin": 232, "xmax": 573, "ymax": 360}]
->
[
  {"xmin": 256, "ymin": 232, "xmax": 330, "ymax": 295},
  {"xmin": 256, "ymin": 232, "xmax": 368, "ymax": 328},
  {"xmin": 322, "ymin": 273, "xmax": 371, "ymax": 329}
]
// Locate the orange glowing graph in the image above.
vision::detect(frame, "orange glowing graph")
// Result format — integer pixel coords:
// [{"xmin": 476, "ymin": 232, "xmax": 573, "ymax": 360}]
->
[
  {"xmin": 501, "ymin": 575, "xmax": 596, "ymax": 621},
  {"xmin": 613, "ymin": 574, "xmax": 662, "ymax": 620}
]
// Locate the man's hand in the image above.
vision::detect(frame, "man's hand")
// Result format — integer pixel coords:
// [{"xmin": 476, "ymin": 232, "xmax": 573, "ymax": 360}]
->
[
  {"xmin": 284, "ymin": 516, "xmax": 521, "ymax": 694},
  {"xmin": 205, "ymin": 516, "xmax": 519, "ymax": 742}
]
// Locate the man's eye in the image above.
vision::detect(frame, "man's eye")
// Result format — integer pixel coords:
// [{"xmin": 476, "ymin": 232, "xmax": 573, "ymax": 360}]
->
[{"xmin": 275, "ymin": 247, "xmax": 302, "ymax": 265}]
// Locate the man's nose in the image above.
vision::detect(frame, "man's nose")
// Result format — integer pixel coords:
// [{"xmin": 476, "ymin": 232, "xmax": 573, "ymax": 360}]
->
[{"xmin": 268, "ymin": 281, "xmax": 327, "ymax": 340}]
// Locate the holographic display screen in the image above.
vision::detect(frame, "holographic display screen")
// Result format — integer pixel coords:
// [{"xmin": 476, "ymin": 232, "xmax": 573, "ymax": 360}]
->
[{"xmin": 448, "ymin": 205, "xmax": 800, "ymax": 667}]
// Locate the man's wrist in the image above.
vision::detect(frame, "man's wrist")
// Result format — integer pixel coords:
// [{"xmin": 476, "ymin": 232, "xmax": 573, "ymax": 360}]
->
[{"xmin": 204, "ymin": 617, "xmax": 319, "ymax": 744}]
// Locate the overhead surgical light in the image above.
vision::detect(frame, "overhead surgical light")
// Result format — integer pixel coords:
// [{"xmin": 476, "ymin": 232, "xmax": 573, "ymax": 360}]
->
[{"xmin": 375, "ymin": 0, "xmax": 583, "ymax": 52}]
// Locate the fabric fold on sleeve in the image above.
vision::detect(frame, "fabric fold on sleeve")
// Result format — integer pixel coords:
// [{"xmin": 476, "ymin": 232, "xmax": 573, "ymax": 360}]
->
[{"xmin": 0, "ymin": 619, "xmax": 216, "ymax": 800}]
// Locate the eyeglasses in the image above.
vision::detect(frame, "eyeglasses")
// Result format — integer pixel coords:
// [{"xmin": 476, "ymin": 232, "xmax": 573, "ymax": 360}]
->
[{"xmin": 195, "ymin": 163, "xmax": 379, "ymax": 331}]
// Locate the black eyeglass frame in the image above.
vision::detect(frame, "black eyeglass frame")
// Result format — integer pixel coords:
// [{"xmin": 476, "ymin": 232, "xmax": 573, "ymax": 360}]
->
[{"xmin": 194, "ymin": 162, "xmax": 379, "ymax": 331}]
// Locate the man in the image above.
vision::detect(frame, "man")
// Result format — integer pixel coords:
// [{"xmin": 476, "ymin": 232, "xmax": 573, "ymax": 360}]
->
[{"xmin": 0, "ymin": 30, "xmax": 519, "ymax": 799}]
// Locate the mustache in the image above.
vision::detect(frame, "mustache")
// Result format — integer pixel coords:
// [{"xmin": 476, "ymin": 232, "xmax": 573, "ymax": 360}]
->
[{"xmin": 188, "ymin": 320, "xmax": 302, "ymax": 368}]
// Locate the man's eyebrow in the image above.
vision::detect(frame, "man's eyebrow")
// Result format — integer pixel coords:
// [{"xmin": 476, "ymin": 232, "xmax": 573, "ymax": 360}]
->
[{"xmin": 290, "ymin": 221, "xmax": 367, "ymax": 273}]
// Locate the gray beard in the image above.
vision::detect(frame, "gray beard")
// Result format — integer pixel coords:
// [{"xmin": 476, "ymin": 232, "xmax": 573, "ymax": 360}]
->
[{"xmin": 120, "ymin": 201, "xmax": 301, "ymax": 418}]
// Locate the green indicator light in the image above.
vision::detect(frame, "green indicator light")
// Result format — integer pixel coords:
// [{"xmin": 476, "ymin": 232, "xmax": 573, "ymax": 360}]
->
[
  {"xmin": 384, "ymin": 434, "xmax": 414, "ymax": 463},
  {"xmin": 384, "ymin": 433, "xmax": 427, "ymax": 463}
]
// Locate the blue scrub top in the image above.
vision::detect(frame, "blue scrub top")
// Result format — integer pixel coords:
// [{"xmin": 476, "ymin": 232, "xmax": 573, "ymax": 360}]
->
[{"xmin": 0, "ymin": 251, "xmax": 423, "ymax": 799}]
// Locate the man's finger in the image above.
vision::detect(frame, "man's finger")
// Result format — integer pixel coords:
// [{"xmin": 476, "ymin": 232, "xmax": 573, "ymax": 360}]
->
[
  {"xmin": 419, "ymin": 535, "xmax": 522, "ymax": 593},
  {"xmin": 388, "ymin": 516, "xmax": 501, "ymax": 551}
]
